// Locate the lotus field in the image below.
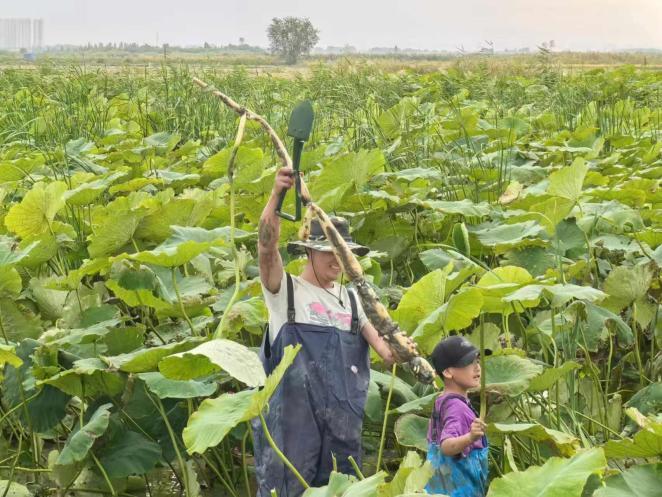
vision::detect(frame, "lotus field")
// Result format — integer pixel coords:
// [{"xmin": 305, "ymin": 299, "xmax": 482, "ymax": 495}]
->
[{"xmin": 0, "ymin": 61, "xmax": 660, "ymax": 496}]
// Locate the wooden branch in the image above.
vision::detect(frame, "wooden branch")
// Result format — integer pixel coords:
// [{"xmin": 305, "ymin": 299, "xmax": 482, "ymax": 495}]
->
[
  {"xmin": 192, "ymin": 77, "xmax": 292, "ymax": 169},
  {"xmin": 192, "ymin": 77, "xmax": 436, "ymax": 385}
]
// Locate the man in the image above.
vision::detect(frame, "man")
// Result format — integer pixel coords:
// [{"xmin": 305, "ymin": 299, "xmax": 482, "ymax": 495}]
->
[{"xmin": 252, "ymin": 166, "xmax": 393, "ymax": 497}]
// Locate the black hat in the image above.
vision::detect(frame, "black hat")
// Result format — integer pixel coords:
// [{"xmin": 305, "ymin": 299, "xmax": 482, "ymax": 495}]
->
[
  {"xmin": 287, "ymin": 216, "xmax": 370, "ymax": 257},
  {"xmin": 430, "ymin": 335, "xmax": 492, "ymax": 374}
]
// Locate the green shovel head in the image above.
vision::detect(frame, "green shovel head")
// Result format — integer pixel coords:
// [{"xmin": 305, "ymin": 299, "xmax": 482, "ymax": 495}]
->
[{"xmin": 287, "ymin": 100, "xmax": 314, "ymax": 141}]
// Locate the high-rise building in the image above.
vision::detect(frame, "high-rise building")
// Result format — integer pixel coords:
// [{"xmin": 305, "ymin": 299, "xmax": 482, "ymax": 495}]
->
[
  {"xmin": 32, "ymin": 19, "xmax": 43, "ymax": 49},
  {"xmin": 0, "ymin": 18, "xmax": 44, "ymax": 50}
]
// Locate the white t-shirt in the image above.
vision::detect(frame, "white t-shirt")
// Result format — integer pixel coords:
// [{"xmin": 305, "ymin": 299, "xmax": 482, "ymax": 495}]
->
[{"xmin": 262, "ymin": 271, "xmax": 369, "ymax": 344}]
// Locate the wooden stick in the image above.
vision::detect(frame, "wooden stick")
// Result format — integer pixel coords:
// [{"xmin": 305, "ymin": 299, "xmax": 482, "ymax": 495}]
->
[
  {"xmin": 193, "ymin": 77, "xmax": 436, "ymax": 385},
  {"xmin": 192, "ymin": 77, "xmax": 292, "ymax": 169}
]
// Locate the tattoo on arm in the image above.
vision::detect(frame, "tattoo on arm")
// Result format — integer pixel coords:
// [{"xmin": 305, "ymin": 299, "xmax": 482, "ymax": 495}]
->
[{"xmin": 259, "ymin": 218, "xmax": 275, "ymax": 246}]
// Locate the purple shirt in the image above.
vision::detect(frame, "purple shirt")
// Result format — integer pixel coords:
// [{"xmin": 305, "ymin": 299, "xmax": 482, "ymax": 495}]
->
[{"xmin": 427, "ymin": 393, "xmax": 485, "ymax": 458}]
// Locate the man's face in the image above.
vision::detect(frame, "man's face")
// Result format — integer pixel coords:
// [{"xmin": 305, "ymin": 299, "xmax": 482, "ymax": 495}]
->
[{"xmin": 310, "ymin": 249, "xmax": 342, "ymax": 282}]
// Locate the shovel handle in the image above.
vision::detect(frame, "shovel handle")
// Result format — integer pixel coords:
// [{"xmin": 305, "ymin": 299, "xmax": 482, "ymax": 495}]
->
[
  {"xmin": 275, "ymin": 187, "xmax": 298, "ymax": 221},
  {"xmin": 275, "ymin": 141, "xmax": 303, "ymax": 221}
]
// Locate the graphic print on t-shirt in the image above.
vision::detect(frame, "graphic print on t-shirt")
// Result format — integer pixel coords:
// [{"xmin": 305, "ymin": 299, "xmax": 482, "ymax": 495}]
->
[{"xmin": 307, "ymin": 301, "xmax": 353, "ymax": 329}]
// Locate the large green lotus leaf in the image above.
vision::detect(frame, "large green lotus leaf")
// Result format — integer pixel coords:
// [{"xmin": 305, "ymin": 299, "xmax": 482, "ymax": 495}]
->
[
  {"xmin": 88, "ymin": 209, "xmax": 143, "ymax": 258},
  {"xmin": 183, "ymin": 344, "xmax": 300, "ymax": 454},
  {"xmin": 393, "ymin": 267, "xmax": 452, "ymax": 334},
  {"xmin": 144, "ymin": 131, "xmax": 180, "ymax": 153},
  {"xmin": 129, "ymin": 226, "xmax": 250, "ymax": 267},
  {"xmin": 203, "ymin": 145, "xmax": 263, "ymax": 180},
  {"xmin": 218, "ymin": 296, "xmax": 268, "ymax": 336},
  {"xmin": 391, "ymin": 393, "xmax": 438, "ymax": 415},
  {"xmin": 342, "ymin": 472, "xmax": 387, "ymax": 497},
  {"xmin": 470, "ymin": 221, "xmax": 547, "ymax": 253},
  {"xmin": 594, "ymin": 463, "xmax": 662, "ymax": 497},
  {"xmin": 476, "ymin": 266, "xmax": 535, "ymax": 314},
  {"xmin": 5, "ymin": 181, "xmax": 68, "ymax": 238},
  {"xmin": 528, "ymin": 361, "xmax": 581, "ymax": 392},
  {"xmin": 488, "ymin": 422, "xmax": 579, "ymax": 457},
  {"xmin": 103, "ymin": 325, "xmax": 145, "ymax": 355},
  {"xmin": 547, "ymin": 157, "xmax": 589, "ymax": 202},
  {"xmin": 486, "ymin": 447, "xmax": 605, "ymax": 497},
  {"xmin": 412, "ymin": 287, "xmax": 483, "ymax": 354},
  {"xmin": 64, "ymin": 171, "xmax": 128, "ymax": 206},
  {"xmin": 56, "ymin": 403, "xmax": 112, "ymax": 466},
  {"xmin": 365, "ymin": 379, "xmax": 384, "ymax": 423},
  {"xmin": 394, "ymin": 414, "xmax": 429, "ymax": 452},
  {"xmin": 485, "ymin": 354, "xmax": 543, "ymax": 396},
  {"xmin": 603, "ymin": 263, "xmax": 655, "ymax": 312},
  {"xmin": 504, "ymin": 284, "xmax": 607, "ymax": 308},
  {"xmin": 158, "ymin": 339, "xmax": 266, "ymax": 387},
  {"xmin": 0, "ymin": 343, "xmax": 22, "ymax": 368},
  {"xmin": 0, "ymin": 266, "xmax": 21, "ymax": 297},
  {"xmin": 553, "ymin": 219, "xmax": 587, "ymax": 259},
  {"xmin": 380, "ymin": 451, "xmax": 434, "ymax": 496},
  {"xmin": 105, "ymin": 279, "xmax": 170, "ymax": 310},
  {"xmin": 16, "ymin": 233, "xmax": 58, "ymax": 267},
  {"xmin": 376, "ymin": 95, "xmax": 418, "ymax": 139},
  {"xmin": 312, "ymin": 149, "xmax": 385, "ymax": 198},
  {"xmin": 0, "ymin": 481, "xmax": 31, "ymax": 497},
  {"xmin": 0, "ymin": 299, "xmax": 43, "ymax": 341},
  {"xmin": 528, "ymin": 197, "xmax": 575, "ymax": 235},
  {"xmin": 625, "ymin": 383, "xmax": 662, "ymax": 418},
  {"xmin": 565, "ymin": 301, "xmax": 632, "ymax": 351},
  {"xmin": 604, "ymin": 424, "xmax": 662, "ymax": 459},
  {"xmin": 41, "ymin": 358, "xmax": 125, "ymax": 397},
  {"xmin": 146, "ymin": 170, "xmax": 201, "ymax": 189},
  {"xmin": 370, "ymin": 369, "xmax": 419, "ymax": 404},
  {"xmin": 39, "ymin": 319, "xmax": 122, "ymax": 351},
  {"xmin": 136, "ymin": 372, "xmax": 217, "ymax": 399},
  {"xmin": 302, "ymin": 471, "xmax": 356, "ymax": 497},
  {"xmin": 578, "ymin": 201, "xmax": 644, "ymax": 235},
  {"xmin": 637, "ymin": 229, "xmax": 662, "ymax": 249},
  {"xmin": 103, "ymin": 337, "xmax": 205, "ymax": 373},
  {"xmin": 98, "ymin": 430, "xmax": 162, "ymax": 478},
  {"xmin": 183, "ymin": 389, "xmax": 253, "ymax": 455},
  {"xmin": 304, "ymin": 472, "xmax": 388, "ymax": 497},
  {"xmin": 0, "ymin": 237, "xmax": 37, "ymax": 266},
  {"xmin": 150, "ymin": 266, "xmax": 212, "ymax": 304},
  {"xmin": 418, "ymin": 199, "xmax": 491, "ymax": 218},
  {"xmin": 29, "ymin": 278, "xmax": 68, "ymax": 321},
  {"xmin": 134, "ymin": 197, "xmax": 209, "ymax": 244},
  {"xmin": 502, "ymin": 247, "xmax": 557, "ymax": 277}
]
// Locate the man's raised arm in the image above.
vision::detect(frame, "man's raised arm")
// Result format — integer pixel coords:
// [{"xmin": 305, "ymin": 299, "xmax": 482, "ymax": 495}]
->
[{"xmin": 258, "ymin": 167, "xmax": 294, "ymax": 294}]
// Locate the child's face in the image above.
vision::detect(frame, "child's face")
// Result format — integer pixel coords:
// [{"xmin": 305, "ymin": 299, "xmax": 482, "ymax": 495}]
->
[{"xmin": 446, "ymin": 358, "xmax": 481, "ymax": 389}]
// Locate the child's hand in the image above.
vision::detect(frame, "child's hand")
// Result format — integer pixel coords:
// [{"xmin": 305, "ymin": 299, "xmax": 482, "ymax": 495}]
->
[{"xmin": 469, "ymin": 418, "xmax": 486, "ymax": 442}]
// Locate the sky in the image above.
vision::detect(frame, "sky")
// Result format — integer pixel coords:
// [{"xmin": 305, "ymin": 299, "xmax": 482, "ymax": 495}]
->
[{"xmin": 3, "ymin": 0, "xmax": 661, "ymax": 51}]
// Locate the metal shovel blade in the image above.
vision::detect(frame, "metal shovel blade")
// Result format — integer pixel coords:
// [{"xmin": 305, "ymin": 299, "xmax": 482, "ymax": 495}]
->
[{"xmin": 287, "ymin": 100, "xmax": 314, "ymax": 141}]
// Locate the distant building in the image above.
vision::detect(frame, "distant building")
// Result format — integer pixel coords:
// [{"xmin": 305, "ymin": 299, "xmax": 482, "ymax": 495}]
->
[{"xmin": 0, "ymin": 18, "xmax": 44, "ymax": 50}]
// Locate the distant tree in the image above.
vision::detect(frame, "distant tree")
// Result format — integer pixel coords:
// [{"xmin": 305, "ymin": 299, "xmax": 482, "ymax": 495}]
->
[{"xmin": 267, "ymin": 17, "xmax": 319, "ymax": 64}]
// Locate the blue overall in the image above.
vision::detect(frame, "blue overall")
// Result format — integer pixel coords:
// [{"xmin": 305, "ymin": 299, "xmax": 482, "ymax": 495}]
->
[
  {"xmin": 252, "ymin": 273, "xmax": 370, "ymax": 497},
  {"xmin": 425, "ymin": 394, "xmax": 488, "ymax": 497}
]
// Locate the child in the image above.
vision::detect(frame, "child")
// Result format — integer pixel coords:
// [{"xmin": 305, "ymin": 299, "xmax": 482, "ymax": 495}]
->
[{"xmin": 425, "ymin": 336, "xmax": 489, "ymax": 497}]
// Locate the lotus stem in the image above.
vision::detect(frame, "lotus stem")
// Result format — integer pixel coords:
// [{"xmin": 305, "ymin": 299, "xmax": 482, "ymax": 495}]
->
[
  {"xmin": 479, "ymin": 314, "xmax": 487, "ymax": 420},
  {"xmin": 348, "ymin": 455, "xmax": 364, "ymax": 480},
  {"xmin": 376, "ymin": 363, "xmax": 397, "ymax": 473},
  {"xmin": 258, "ymin": 412, "xmax": 309, "ymax": 489},
  {"xmin": 215, "ymin": 112, "xmax": 247, "ymax": 339}
]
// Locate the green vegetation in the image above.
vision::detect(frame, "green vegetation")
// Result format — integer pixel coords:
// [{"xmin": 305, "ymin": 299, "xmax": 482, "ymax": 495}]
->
[{"xmin": 0, "ymin": 59, "xmax": 660, "ymax": 496}]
